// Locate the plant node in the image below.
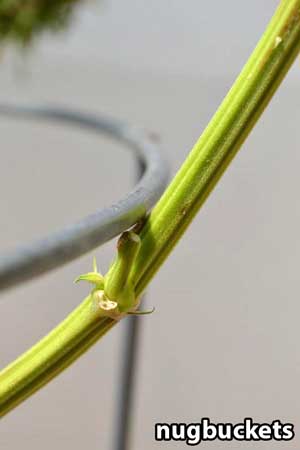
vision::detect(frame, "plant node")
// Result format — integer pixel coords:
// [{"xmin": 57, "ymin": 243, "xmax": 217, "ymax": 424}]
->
[{"xmin": 76, "ymin": 231, "xmax": 155, "ymax": 319}]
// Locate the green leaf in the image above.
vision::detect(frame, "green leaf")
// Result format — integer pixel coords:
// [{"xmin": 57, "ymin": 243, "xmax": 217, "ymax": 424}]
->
[{"xmin": 75, "ymin": 272, "xmax": 104, "ymax": 287}]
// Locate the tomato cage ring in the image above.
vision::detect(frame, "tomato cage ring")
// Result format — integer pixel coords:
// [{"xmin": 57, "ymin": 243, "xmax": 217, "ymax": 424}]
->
[
  {"xmin": 0, "ymin": 104, "xmax": 169, "ymax": 292},
  {"xmin": 0, "ymin": 103, "xmax": 169, "ymax": 450}
]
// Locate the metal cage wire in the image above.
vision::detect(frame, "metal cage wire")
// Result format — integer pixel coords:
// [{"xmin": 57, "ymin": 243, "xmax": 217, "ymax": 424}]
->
[
  {"xmin": 0, "ymin": 104, "xmax": 169, "ymax": 450},
  {"xmin": 0, "ymin": 104, "xmax": 169, "ymax": 291}
]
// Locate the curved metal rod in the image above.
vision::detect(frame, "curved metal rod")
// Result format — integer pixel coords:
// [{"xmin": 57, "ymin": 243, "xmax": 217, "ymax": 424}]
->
[
  {"xmin": 113, "ymin": 162, "xmax": 144, "ymax": 450},
  {"xmin": 0, "ymin": 104, "xmax": 169, "ymax": 292}
]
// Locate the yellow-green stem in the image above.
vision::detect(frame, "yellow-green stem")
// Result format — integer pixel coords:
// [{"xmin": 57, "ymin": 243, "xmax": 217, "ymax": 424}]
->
[
  {"xmin": 1, "ymin": 0, "xmax": 299, "ymax": 419},
  {"xmin": 0, "ymin": 296, "xmax": 115, "ymax": 417},
  {"xmin": 131, "ymin": 0, "xmax": 300, "ymax": 296}
]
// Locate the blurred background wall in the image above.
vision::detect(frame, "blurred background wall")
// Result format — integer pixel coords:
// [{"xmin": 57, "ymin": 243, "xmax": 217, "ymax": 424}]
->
[{"xmin": 0, "ymin": 1, "xmax": 299, "ymax": 448}]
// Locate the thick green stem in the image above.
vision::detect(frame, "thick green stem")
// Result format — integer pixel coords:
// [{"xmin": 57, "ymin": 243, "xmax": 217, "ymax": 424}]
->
[
  {"xmin": 131, "ymin": 0, "xmax": 300, "ymax": 296},
  {"xmin": 0, "ymin": 295, "xmax": 115, "ymax": 417},
  {"xmin": 1, "ymin": 0, "xmax": 300, "ymax": 418}
]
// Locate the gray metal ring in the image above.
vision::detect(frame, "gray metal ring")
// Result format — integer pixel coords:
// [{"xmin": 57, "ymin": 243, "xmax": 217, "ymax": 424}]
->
[{"xmin": 0, "ymin": 104, "xmax": 169, "ymax": 292}]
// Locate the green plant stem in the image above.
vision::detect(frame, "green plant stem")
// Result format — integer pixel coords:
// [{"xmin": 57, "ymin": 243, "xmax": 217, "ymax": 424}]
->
[
  {"xmin": 0, "ymin": 294, "xmax": 115, "ymax": 417},
  {"xmin": 131, "ymin": 0, "xmax": 300, "ymax": 296},
  {"xmin": 1, "ymin": 0, "xmax": 300, "ymax": 418}
]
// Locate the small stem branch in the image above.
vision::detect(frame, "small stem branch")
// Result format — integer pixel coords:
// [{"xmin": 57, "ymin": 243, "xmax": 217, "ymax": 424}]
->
[{"xmin": 1, "ymin": 0, "xmax": 300, "ymax": 418}]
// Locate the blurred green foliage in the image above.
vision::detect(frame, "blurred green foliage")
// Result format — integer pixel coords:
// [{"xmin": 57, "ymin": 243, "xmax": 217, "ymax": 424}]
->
[{"xmin": 0, "ymin": 0, "xmax": 82, "ymax": 44}]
